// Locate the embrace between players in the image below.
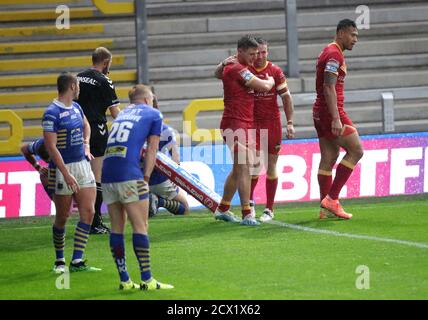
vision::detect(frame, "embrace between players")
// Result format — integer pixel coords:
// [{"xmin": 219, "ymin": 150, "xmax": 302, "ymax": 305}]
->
[{"xmin": 213, "ymin": 19, "xmax": 363, "ymax": 225}]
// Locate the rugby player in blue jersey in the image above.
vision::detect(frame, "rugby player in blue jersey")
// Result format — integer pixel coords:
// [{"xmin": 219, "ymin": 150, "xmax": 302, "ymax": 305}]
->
[
  {"xmin": 101, "ymin": 84, "xmax": 173, "ymax": 291},
  {"xmin": 42, "ymin": 73, "xmax": 99, "ymax": 274}
]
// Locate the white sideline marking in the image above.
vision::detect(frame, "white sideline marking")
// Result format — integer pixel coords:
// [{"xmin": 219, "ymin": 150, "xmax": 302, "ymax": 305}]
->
[{"xmin": 266, "ymin": 220, "xmax": 428, "ymax": 249}]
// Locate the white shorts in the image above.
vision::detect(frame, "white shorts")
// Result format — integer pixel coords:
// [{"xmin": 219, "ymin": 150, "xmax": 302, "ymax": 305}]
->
[
  {"xmin": 49, "ymin": 159, "xmax": 96, "ymax": 196},
  {"xmin": 149, "ymin": 180, "xmax": 179, "ymax": 200},
  {"xmin": 102, "ymin": 180, "xmax": 149, "ymax": 205}
]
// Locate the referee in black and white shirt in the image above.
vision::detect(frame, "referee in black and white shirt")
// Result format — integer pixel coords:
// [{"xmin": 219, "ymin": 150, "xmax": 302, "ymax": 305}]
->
[{"xmin": 76, "ymin": 47, "xmax": 120, "ymax": 234}]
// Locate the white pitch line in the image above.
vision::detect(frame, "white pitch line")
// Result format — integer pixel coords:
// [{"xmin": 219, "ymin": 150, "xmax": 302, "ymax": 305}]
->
[{"xmin": 267, "ymin": 220, "xmax": 428, "ymax": 249}]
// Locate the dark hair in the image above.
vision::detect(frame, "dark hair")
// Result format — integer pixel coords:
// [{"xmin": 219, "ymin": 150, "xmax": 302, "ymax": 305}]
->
[
  {"xmin": 57, "ymin": 72, "xmax": 76, "ymax": 94},
  {"xmin": 237, "ymin": 35, "xmax": 259, "ymax": 50},
  {"xmin": 254, "ymin": 36, "xmax": 268, "ymax": 46},
  {"xmin": 37, "ymin": 143, "xmax": 50, "ymax": 162},
  {"xmin": 92, "ymin": 47, "xmax": 112, "ymax": 65},
  {"xmin": 336, "ymin": 19, "xmax": 357, "ymax": 33}
]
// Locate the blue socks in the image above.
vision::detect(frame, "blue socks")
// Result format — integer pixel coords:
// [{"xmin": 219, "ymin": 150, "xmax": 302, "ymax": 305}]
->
[
  {"xmin": 110, "ymin": 233, "xmax": 130, "ymax": 282},
  {"xmin": 133, "ymin": 233, "xmax": 151, "ymax": 282}
]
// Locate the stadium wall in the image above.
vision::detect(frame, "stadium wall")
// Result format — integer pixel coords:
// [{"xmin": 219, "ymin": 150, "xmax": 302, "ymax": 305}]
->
[{"xmin": 1, "ymin": 132, "xmax": 427, "ymax": 218}]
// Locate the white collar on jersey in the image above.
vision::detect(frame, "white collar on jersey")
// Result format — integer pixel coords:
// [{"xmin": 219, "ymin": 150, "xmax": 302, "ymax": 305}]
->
[{"xmin": 53, "ymin": 99, "xmax": 73, "ymax": 109}]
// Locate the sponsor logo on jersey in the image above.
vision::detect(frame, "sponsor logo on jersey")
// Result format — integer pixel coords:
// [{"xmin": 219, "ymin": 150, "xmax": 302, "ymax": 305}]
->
[
  {"xmin": 59, "ymin": 111, "xmax": 70, "ymax": 119},
  {"xmin": 105, "ymin": 146, "xmax": 127, "ymax": 158},
  {"xmin": 77, "ymin": 76, "xmax": 98, "ymax": 86}
]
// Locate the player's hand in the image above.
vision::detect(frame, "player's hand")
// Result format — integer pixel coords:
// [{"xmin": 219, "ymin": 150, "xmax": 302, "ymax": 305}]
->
[
  {"xmin": 331, "ymin": 118, "xmax": 343, "ymax": 137},
  {"xmin": 266, "ymin": 75, "xmax": 275, "ymax": 86},
  {"xmin": 84, "ymin": 144, "xmax": 94, "ymax": 161},
  {"xmin": 64, "ymin": 173, "xmax": 79, "ymax": 193},
  {"xmin": 39, "ymin": 166, "xmax": 48, "ymax": 178},
  {"xmin": 222, "ymin": 55, "xmax": 237, "ymax": 66},
  {"xmin": 286, "ymin": 124, "xmax": 295, "ymax": 139}
]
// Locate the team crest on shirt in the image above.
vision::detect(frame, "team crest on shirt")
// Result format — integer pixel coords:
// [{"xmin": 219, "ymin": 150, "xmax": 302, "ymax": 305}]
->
[
  {"xmin": 340, "ymin": 63, "xmax": 347, "ymax": 74},
  {"xmin": 239, "ymin": 69, "xmax": 254, "ymax": 82}
]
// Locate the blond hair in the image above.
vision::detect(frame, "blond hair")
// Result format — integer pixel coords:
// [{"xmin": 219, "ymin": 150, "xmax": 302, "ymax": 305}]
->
[{"xmin": 128, "ymin": 84, "xmax": 153, "ymax": 103}]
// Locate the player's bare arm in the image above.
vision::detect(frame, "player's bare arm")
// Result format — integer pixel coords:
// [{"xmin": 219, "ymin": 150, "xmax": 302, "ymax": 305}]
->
[
  {"xmin": 246, "ymin": 75, "xmax": 275, "ymax": 93},
  {"xmin": 83, "ymin": 116, "xmax": 94, "ymax": 161},
  {"xmin": 323, "ymin": 72, "xmax": 342, "ymax": 137},
  {"xmin": 214, "ymin": 55, "xmax": 237, "ymax": 79},
  {"xmin": 44, "ymin": 131, "xmax": 79, "ymax": 193},
  {"xmin": 143, "ymin": 135, "xmax": 161, "ymax": 182},
  {"xmin": 21, "ymin": 143, "xmax": 42, "ymax": 172},
  {"xmin": 109, "ymin": 104, "xmax": 121, "ymax": 119},
  {"xmin": 281, "ymin": 92, "xmax": 295, "ymax": 139}
]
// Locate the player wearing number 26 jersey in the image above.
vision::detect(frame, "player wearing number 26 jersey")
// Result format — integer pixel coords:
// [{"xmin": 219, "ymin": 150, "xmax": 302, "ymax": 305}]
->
[
  {"xmin": 101, "ymin": 104, "xmax": 162, "ymax": 184},
  {"xmin": 101, "ymin": 85, "xmax": 173, "ymax": 291}
]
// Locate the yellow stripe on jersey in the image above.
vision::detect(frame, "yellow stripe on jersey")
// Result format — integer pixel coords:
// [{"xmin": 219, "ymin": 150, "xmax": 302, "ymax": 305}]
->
[{"xmin": 276, "ymin": 81, "xmax": 288, "ymax": 91}]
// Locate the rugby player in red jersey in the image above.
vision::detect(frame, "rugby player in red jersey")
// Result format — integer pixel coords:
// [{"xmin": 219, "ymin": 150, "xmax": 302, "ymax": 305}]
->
[
  {"xmin": 215, "ymin": 37, "xmax": 295, "ymax": 222},
  {"xmin": 248, "ymin": 37, "xmax": 295, "ymax": 222},
  {"xmin": 313, "ymin": 19, "xmax": 364, "ymax": 219},
  {"xmin": 214, "ymin": 35, "xmax": 275, "ymax": 226}
]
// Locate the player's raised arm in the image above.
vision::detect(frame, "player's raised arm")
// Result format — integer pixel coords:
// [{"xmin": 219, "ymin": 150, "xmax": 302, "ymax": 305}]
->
[{"xmin": 214, "ymin": 55, "xmax": 237, "ymax": 79}]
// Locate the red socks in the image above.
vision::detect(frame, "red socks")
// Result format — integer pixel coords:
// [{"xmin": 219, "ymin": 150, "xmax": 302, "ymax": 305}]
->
[
  {"xmin": 265, "ymin": 176, "xmax": 278, "ymax": 211},
  {"xmin": 317, "ymin": 169, "xmax": 332, "ymax": 201},
  {"xmin": 328, "ymin": 160, "xmax": 355, "ymax": 200},
  {"xmin": 218, "ymin": 200, "xmax": 230, "ymax": 212},
  {"xmin": 250, "ymin": 176, "xmax": 259, "ymax": 201},
  {"xmin": 242, "ymin": 204, "xmax": 251, "ymax": 218}
]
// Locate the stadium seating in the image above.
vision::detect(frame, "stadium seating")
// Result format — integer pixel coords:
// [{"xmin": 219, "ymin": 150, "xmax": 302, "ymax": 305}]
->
[{"xmin": 0, "ymin": 0, "xmax": 427, "ymax": 143}]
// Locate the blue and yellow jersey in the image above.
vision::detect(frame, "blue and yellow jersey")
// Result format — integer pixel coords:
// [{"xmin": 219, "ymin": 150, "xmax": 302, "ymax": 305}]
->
[
  {"xmin": 27, "ymin": 138, "xmax": 44, "ymax": 157},
  {"xmin": 101, "ymin": 104, "xmax": 163, "ymax": 183},
  {"xmin": 42, "ymin": 100, "xmax": 86, "ymax": 165},
  {"xmin": 145, "ymin": 124, "xmax": 177, "ymax": 186}
]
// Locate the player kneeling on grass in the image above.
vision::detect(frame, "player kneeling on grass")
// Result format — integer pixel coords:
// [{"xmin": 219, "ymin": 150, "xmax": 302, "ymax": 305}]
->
[
  {"xmin": 143, "ymin": 95, "xmax": 189, "ymax": 218},
  {"xmin": 43, "ymin": 73, "xmax": 100, "ymax": 274},
  {"xmin": 101, "ymin": 84, "xmax": 173, "ymax": 291}
]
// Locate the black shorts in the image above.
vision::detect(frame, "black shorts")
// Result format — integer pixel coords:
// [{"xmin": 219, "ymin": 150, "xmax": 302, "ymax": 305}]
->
[{"xmin": 90, "ymin": 122, "xmax": 108, "ymax": 157}]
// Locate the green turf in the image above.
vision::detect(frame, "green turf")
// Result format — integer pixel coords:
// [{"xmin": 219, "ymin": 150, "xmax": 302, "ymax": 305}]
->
[{"xmin": 0, "ymin": 195, "xmax": 427, "ymax": 300}]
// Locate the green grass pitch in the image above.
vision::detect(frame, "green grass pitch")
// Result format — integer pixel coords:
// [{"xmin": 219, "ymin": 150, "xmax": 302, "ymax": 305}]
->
[{"xmin": 0, "ymin": 194, "xmax": 427, "ymax": 300}]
